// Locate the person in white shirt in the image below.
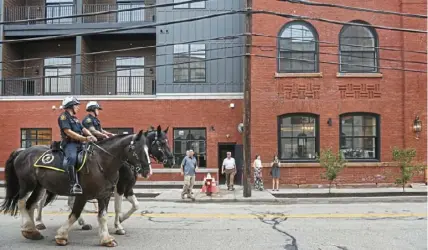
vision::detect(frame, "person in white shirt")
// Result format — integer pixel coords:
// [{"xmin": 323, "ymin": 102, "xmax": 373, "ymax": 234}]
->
[{"xmin": 221, "ymin": 152, "xmax": 236, "ymax": 191}]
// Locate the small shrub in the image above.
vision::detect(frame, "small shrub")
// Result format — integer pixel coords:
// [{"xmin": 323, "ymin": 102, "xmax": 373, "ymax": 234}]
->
[
  {"xmin": 392, "ymin": 147, "xmax": 426, "ymax": 192},
  {"xmin": 317, "ymin": 148, "xmax": 347, "ymax": 193}
]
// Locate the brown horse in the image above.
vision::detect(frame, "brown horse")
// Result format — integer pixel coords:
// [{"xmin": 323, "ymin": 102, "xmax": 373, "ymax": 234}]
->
[{"xmin": 0, "ymin": 131, "xmax": 151, "ymax": 247}]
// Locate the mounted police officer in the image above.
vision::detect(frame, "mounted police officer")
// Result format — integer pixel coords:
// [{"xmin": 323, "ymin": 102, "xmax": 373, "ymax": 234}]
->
[
  {"xmin": 82, "ymin": 101, "xmax": 115, "ymax": 140},
  {"xmin": 58, "ymin": 96, "xmax": 97, "ymax": 195}
]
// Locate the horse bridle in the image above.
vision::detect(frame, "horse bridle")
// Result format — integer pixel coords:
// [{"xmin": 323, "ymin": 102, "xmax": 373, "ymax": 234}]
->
[
  {"xmin": 89, "ymin": 135, "xmax": 150, "ymax": 174},
  {"xmin": 148, "ymin": 131, "xmax": 169, "ymax": 165}
]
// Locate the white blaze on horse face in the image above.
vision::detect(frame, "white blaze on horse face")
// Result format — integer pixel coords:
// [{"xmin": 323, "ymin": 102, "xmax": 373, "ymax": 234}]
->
[{"xmin": 143, "ymin": 145, "xmax": 152, "ymax": 176}]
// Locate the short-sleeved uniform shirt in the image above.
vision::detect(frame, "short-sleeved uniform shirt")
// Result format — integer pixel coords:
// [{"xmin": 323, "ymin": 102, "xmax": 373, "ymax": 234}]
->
[
  {"xmin": 58, "ymin": 111, "xmax": 83, "ymax": 142},
  {"xmin": 82, "ymin": 114, "xmax": 102, "ymax": 132}
]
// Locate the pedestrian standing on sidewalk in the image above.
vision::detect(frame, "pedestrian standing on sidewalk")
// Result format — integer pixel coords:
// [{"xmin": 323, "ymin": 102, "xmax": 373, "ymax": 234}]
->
[
  {"xmin": 222, "ymin": 152, "xmax": 236, "ymax": 191},
  {"xmin": 253, "ymin": 155, "xmax": 264, "ymax": 191},
  {"xmin": 180, "ymin": 149, "xmax": 198, "ymax": 201},
  {"xmin": 271, "ymin": 154, "xmax": 281, "ymax": 191}
]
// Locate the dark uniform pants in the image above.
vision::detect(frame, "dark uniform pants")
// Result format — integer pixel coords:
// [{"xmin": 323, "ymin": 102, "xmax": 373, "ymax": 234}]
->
[{"xmin": 63, "ymin": 142, "xmax": 79, "ymax": 168}]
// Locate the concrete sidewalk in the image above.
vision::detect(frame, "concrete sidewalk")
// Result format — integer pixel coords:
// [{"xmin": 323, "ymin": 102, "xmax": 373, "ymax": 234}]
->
[{"xmin": 0, "ymin": 183, "xmax": 426, "ymax": 204}]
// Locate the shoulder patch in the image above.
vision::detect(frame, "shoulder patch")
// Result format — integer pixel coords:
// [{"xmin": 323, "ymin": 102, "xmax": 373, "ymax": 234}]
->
[
  {"xmin": 85, "ymin": 118, "xmax": 92, "ymax": 123},
  {"xmin": 60, "ymin": 114, "xmax": 66, "ymax": 121}
]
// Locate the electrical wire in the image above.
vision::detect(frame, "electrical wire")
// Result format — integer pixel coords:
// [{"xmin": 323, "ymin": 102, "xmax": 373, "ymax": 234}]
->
[
  {"xmin": 1, "ymin": 0, "xmax": 208, "ymax": 25},
  {"xmin": 280, "ymin": 0, "xmax": 427, "ymax": 19},
  {"xmin": 251, "ymin": 10, "xmax": 428, "ymax": 34}
]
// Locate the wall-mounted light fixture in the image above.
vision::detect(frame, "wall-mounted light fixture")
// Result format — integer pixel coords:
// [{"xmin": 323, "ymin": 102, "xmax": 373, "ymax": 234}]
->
[
  {"xmin": 210, "ymin": 126, "xmax": 215, "ymax": 132},
  {"xmin": 327, "ymin": 118, "xmax": 332, "ymax": 126},
  {"xmin": 413, "ymin": 115, "xmax": 422, "ymax": 139}
]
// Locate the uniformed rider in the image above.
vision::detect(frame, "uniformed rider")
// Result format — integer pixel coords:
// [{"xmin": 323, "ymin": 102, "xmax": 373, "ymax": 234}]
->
[
  {"xmin": 82, "ymin": 101, "xmax": 115, "ymax": 140},
  {"xmin": 58, "ymin": 96, "xmax": 97, "ymax": 195}
]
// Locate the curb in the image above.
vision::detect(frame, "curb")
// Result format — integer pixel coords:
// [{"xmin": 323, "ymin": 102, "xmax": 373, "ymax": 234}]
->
[{"xmin": 271, "ymin": 191, "xmax": 428, "ymax": 198}]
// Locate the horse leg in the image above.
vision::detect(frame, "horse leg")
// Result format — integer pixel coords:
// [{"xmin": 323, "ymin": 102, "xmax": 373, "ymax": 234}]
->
[
  {"xmin": 113, "ymin": 189, "xmax": 126, "ymax": 235},
  {"xmin": 20, "ymin": 185, "xmax": 44, "ymax": 240},
  {"xmin": 35, "ymin": 189, "xmax": 47, "ymax": 230},
  {"xmin": 120, "ymin": 192, "xmax": 139, "ymax": 223},
  {"xmin": 54, "ymin": 196, "xmax": 86, "ymax": 246},
  {"xmin": 68, "ymin": 196, "xmax": 92, "ymax": 230},
  {"xmin": 98, "ymin": 197, "xmax": 118, "ymax": 247}
]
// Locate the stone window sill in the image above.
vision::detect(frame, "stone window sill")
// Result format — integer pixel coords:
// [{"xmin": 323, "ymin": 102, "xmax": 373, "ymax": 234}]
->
[
  {"xmin": 275, "ymin": 72, "xmax": 323, "ymax": 78},
  {"xmin": 336, "ymin": 72, "xmax": 383, "ymax": 78},
  {"xmin": 262, "ymin": 162, "xmax": 396, "ymax": 168}
]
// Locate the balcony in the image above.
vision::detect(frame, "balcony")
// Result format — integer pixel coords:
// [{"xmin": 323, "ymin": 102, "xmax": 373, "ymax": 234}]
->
[
  {"xmin": 83, "ymin": 3, "xmax": 155, "ymax": 23},
  {"xmin": 1, "ymin": 75, "xmax": 155, "ymax": 96},
  {"xmin": 3, "ymin": 0, "xmax": 155, "ymax": 36}
]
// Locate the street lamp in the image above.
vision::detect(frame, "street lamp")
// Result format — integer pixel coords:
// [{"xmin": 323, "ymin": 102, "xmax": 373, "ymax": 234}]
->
[{"xmin": 413, "ymin": 116, "xmax": 422, "ymax": 139}]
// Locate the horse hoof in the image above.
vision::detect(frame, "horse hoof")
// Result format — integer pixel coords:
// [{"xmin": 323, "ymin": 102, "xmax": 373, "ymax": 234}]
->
[
  {"xmin": 101, "ymin": 239, "xmax": 118, "ymax": 247},
  {"xmin": 36, "ymin": 223, "xmax": 47, "ymax": 230},
  {"xmin": 115, "ymin": 229, "xmax": 126, "ymax": 235},
  {"xmin": 55, "ymin": 238, "xmax": 68, "ymax": 246},
  {"xmin": 81, "ymin": 224, "xmax": 92, "ymax": 230},
  {"xmin": 22, "ymin": 230, "xmax": 44, "ymax": 240}
]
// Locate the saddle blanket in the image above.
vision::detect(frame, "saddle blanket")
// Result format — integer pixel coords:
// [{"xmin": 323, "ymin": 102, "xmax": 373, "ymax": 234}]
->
[{"xmin": 33, "ymin": 149, "xmax": 88, "ymax": 173}]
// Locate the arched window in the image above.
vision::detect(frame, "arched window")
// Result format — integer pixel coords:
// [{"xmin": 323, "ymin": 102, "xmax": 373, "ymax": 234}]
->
[
  {"xmin": 278, "ymin": 113, "xmax": 319, "ymax": 161},
  {"xmin": 277, "ymin": 21, "xmax": 319, "ymax": 73},
  {"xmin": 339, "ymin": 21, "xmax": 378, "ymax": 72},
  {"xmin": 339, "ymin": 113, "xmax": 380, "ymax": 160}
]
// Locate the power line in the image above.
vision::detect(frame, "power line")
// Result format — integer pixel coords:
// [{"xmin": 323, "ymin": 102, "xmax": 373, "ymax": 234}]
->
[
  {"xmin": 251, "ymin": 10, "xmax": 428, "ymax": 34},
  {"xmin": 255, "ymin": 53, "xmax": 427, "ymax": 73},
  {"xmin": 252, "ymin": 33, "xmax": 427, "ymax": 55},
  {"xmin": 1, "ymin": 35, "xmax": 243, "ymax": 64},
  {"xmin": 281, "ymin": 0, "xmax": 427, "ymax": 19},
  {"xmin": 0, "ymin": 9, "xmax": 245, "ymax": 44},
  {"xmin": 0, "ymin": 0, "xmax": 208, "ymax": 25}
]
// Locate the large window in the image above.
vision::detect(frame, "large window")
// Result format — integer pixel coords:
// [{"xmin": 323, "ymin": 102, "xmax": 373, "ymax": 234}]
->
[
  {"xmin": 173, "ymin": 128, "xmax": 206, "ymax": 168},
  {"xmin": 340, "ymin": 113, "xmax": 379, "ymax": 160},
  {"xmin": 173, "ymin": 44, "xmax": 206, "ymax": 82},
  {"xmin": 103, "ymin": 127, "xmax": 134, "ymax": 135},
  {"xmin": 44, "ymin": 57, "xmax": 72, "ymax": 94},
  {"xmin": 278, "ymin": 114, "xmax": 318, "ymax": 161},
  {"xmin": 278, "ymin": 21, "xmax": 318, "ymax": 73},
  {"xmin": 116, "ymin": 57, "xmax": 145, "ymax": 95},
  {"xmin": 173, "ymin": 0, "xmax": 205, "ymax": 9},
  {"xmin": 21, "ymin": 128, "xmax": 52, "ymax": 148},
  {"xmin": 117, "ymin": 0, "xmax": 145, "ymax": 22},
  {"xmin": 339, "ymin": 21, "xmax": 378, "ymax": 72},
  {"xmin": 46, "ymin": 0, "xmax": 74, "ymax": 24}
]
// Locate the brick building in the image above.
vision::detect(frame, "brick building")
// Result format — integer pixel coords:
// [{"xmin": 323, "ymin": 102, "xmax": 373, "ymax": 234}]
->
[
  {"xmin": 250, "ymin": 0, "xmax": 427, "ymax": 186},
  {"xmin": 0, "ymin": 0, "xmax": 426, "ymax": 187}
]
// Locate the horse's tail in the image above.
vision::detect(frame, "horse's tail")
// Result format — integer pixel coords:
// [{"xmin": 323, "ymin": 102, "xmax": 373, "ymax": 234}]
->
[{"xmin": 0, "ymin": 148, "xmax": 24, "ymax": 216}]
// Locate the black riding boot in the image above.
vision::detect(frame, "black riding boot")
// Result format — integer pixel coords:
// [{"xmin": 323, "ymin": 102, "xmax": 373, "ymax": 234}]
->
[{"xmin": 67, "ymin": 165, "xmax": 83, "ymax": 195}]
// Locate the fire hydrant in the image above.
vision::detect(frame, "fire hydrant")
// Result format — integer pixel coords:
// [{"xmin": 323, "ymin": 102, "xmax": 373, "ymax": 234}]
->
[{"xmin": 204, "ymin": 173, "xmax": 214, "ymax": 196}]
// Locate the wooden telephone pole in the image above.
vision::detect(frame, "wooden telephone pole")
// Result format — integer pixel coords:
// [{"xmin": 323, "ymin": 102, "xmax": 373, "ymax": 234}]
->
[{"xmin": 242, "ymin": 0, "xmax": 252, "ymax": 197}]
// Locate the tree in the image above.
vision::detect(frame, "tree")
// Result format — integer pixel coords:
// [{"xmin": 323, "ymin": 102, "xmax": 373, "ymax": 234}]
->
[
  {"xmin": 317, "ymin": 148, "xmax": 347, "ymax": 193},
  {"xmin": 392, "ymin": 147, "xmax": 426, "ymax": 192}
]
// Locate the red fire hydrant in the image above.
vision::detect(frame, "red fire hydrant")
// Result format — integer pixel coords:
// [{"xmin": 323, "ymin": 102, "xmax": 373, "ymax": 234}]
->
[{"xmin": 205, "ymin": 177, "xmax": 213, "ymax": 196}]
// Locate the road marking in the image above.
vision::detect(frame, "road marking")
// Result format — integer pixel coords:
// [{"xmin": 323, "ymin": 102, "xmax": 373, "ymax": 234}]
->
[{"xmin": 34, "ymin": 211, "xmax": 428, "ymax": 219}]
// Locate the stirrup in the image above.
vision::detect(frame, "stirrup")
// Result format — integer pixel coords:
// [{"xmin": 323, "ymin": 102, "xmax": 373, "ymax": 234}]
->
[{"xmin": 70, "ymin": 184, "xmax": 83, "ymax": 195}]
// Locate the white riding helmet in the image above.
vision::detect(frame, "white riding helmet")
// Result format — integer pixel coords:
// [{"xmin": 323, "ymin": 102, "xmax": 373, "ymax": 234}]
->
[
  {"xmin": 86, "ymin": 101, "xmax": 102, "ymax": 112},
  {"xmin": 61, "ymin": 96, "xmax": 80, "ymax": 109}
]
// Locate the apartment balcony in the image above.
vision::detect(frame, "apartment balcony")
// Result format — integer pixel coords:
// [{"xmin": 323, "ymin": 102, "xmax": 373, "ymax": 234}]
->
[
  {"xmin": 1, "ymin": 76, "xmax": 75, "ymax": 96},
  {"xmin": 81, "ymin": 75, "xmax": 156, "ymax": 95},
  {"xmin": 3, "ymin": 0, "xmax": 155, "ymax": 37}
]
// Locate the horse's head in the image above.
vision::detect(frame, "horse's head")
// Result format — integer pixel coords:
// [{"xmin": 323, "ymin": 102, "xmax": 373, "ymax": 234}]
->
[
  {"xmin": 124, "ymin": 130, "xmax": 151, "ymax": 178},
  {"xmin": 144, "ymin": 125, "xmax": 175, "ymax": 168}
]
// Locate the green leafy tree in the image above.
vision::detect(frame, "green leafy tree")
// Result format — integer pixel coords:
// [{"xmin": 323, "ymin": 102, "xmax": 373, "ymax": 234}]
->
[
  {"xmin": 317, "ymin": 148, "xmax": 347, "ymax": 193},
  {"xmin": 392, "ymin": 147, "xmax": 426, "ymax": 192}
]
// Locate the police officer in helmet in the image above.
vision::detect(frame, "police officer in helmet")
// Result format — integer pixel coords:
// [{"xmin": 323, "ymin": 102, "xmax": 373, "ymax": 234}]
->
[
  {"xmin": 82, "ymin": 101, "xmax": 115, "ymax": 140},
  {"xmin": 58, "ymin": 96, "xmax": 97, "ymax": 195}
]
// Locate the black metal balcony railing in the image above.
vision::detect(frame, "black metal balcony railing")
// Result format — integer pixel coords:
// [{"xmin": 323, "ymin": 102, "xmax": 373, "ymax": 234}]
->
[
  {"xmin": 83, "ymin": 3, "xmax": 155, "ymax": 23},
  {"xmin": 4, "ymin": 3, "xmax": 155, "ymax": 24},
  {"xmin": 0, "ymin": 76, "xmax": 155, "ymax": 96},
  {"xmin": 5, "ymin": 5, "xmax": 76, "ymax": 24}
]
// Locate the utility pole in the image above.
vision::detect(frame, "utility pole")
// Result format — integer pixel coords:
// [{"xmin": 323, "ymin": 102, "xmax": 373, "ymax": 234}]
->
[{"xmin": 242, "ymin": 0, "xmax": 252, "ymax": 198}]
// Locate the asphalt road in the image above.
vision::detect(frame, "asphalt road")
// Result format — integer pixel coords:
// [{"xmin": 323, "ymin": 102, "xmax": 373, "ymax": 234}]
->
[{"xmin": 0, "ymin": 200, "xmax": 426, "ymax": 250}]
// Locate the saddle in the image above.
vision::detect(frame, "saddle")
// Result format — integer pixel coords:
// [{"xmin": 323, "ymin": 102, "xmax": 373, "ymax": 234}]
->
[{"xmin": 33, "ymin": 141, "xmax": 91, "ymax": 173}]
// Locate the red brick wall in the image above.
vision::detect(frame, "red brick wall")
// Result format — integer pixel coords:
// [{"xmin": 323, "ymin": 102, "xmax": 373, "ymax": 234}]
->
[
  {"xmin": 0, "ymin": 99, "xmax": 243, "ymax": 173},
  {"xmin": 250, "ymin": 0, "xmax": 427, "ymax": 184}
]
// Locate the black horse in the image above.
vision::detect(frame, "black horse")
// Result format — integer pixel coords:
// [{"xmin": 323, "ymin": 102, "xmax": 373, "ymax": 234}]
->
[
  {"xmin": 35, "ymin": 125, "xmax": 175, "ymax": 235},
  {"xmin": 0, "ymin": 131, "xmax": 151, "ymax": 247}
]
